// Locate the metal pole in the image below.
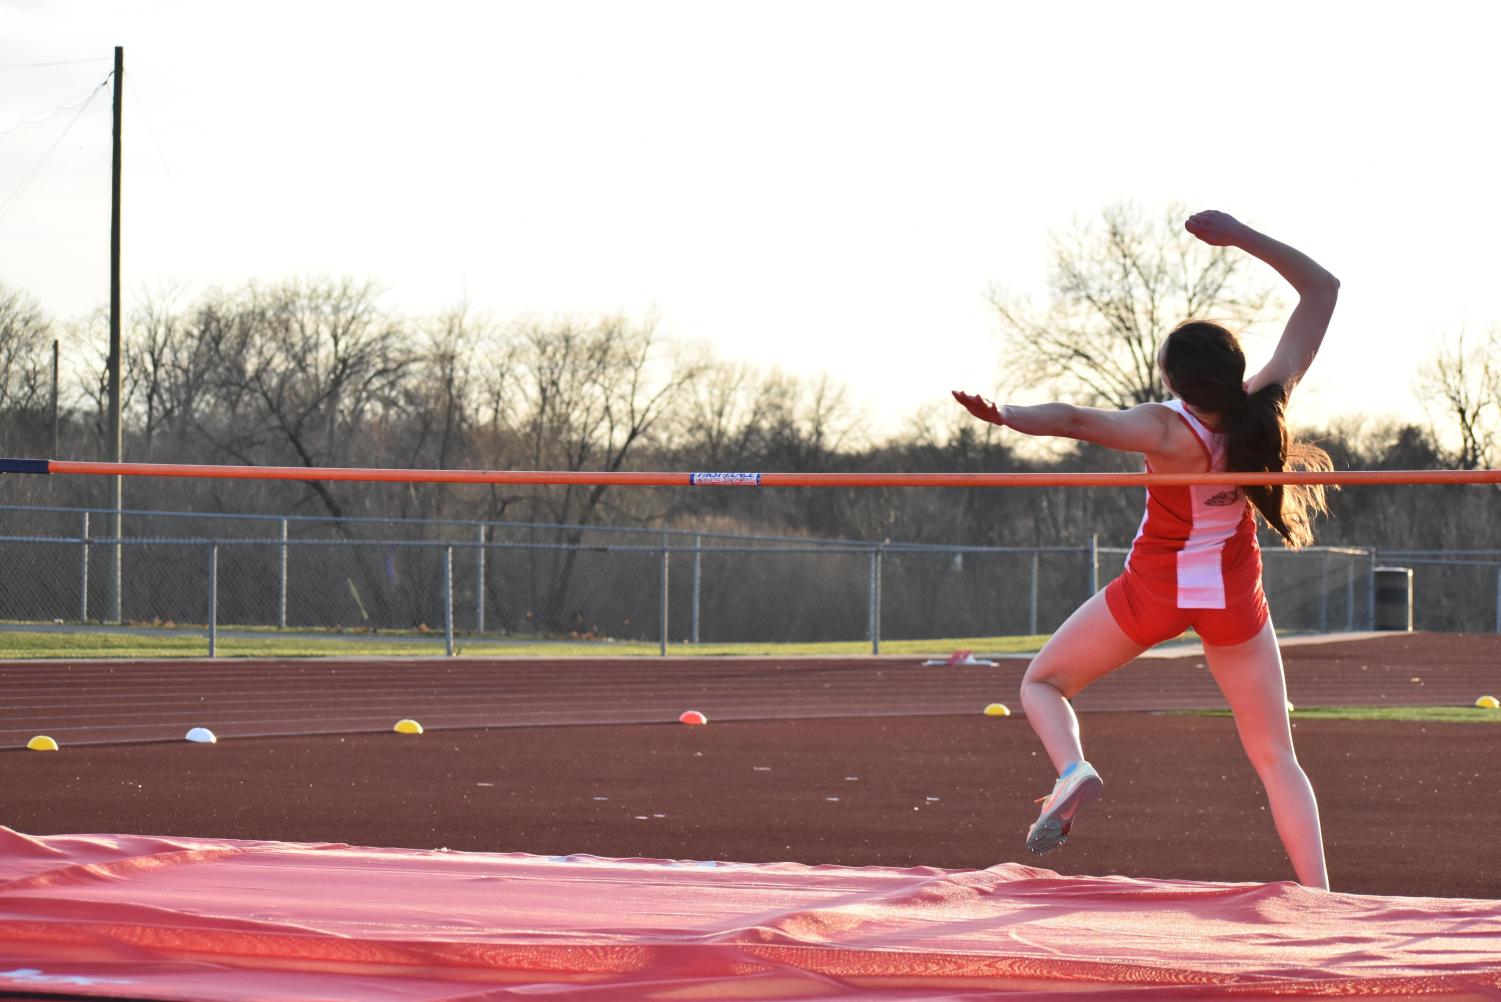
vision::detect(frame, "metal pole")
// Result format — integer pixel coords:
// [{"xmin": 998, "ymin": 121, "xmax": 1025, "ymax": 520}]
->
[
  {"xmin": 690, "ymin": 533, "xmax": 702, "ymax": 645},
  {"xmin": 868, "ymin": 547, "xmax": 883, "ymax": 655},
  {"xmin": 659, "ymin": 533, "xmax": 670, "ymax": 657},
  {"xmin": 444, "ymin": 546, "xmax": 455, "ymax": 656},
  {"xmin": 79, "ymin": 512, "xmax": 90, "ymax": 622},
  {"xmin": 207, "ymin": 544, "xmax": 218, "ymax": 658},
  {"xmin": 1495, "ymin": 566, "xmax": 1500, "ymax": 634},
  {"xmin": 277, "ymin": 519, "xmax": 288, "ymax": 629},
  {"xmin": 1345, "ymin": 557, "xmax": 1355, "ymax": 632},
  {"xmin": 107, "ymin": 45, "xmax": 123, "ymax": 626},
  {"xmin": 1367, "ymin": 548, "xmax": 1377, "ymax": 630},
  {"xmin": 475, "ymin": 524, "xmax": 486, "ymax": 634},
  {"xmin": 1319, "ymin": 550, "xmax": 1330, "ymax": 633},
  {"xmin": 50, "ymin": 339, "xmax": 59, "ymax": 458},
  {"xmin": 1029, "ymin": 550, "xmax": 1039, "ymax": 635},
  {"xmin": 107, "ymin": 510, "xmax": 123, "ymax": 623},
  {"xmin": 1088, "ymin": 534, "xmax": 1099, "ymax": 596}
]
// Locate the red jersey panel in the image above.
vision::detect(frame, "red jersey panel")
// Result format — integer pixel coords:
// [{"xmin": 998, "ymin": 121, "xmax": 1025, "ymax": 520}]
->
[{"xmin": 1123, "ymin": 400, "xmax": 1261, "ymax": 610}]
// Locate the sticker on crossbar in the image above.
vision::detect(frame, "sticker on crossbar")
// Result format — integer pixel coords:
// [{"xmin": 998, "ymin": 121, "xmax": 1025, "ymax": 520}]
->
[
  {"xmin": 0, "ymin": 458, "xmax": 50, "ymax": 475},
  {"xmin": 689, "ymin": 472, "xmax": 761, "ymax": 486}
]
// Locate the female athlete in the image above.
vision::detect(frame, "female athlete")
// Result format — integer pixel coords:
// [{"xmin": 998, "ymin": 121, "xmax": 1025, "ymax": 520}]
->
[{"xmin": 953, "ymin": 209, "xmax": 1339, "ymax": 889}]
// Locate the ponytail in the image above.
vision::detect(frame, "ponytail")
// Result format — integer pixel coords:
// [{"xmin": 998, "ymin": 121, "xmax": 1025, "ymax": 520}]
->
[
  {"xmin": 1163, "ymin": 321, "xmax": 1333, "ymax": 550},
  {"xmin": 1220, "ymin": 382, "xmax": 1332, "ymax": 550}
]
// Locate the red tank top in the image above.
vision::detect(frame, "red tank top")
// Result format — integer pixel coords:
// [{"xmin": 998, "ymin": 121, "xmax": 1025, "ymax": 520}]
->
[{"xmin": 1124, "ymin": 400, "xmax": 1261, "ymax": 609}]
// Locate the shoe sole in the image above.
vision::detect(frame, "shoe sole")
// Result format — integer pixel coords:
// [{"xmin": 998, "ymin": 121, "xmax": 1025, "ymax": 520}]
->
[{"xmin": 1026, "ymin": 774, "xmax": 1103, "ymax": 855}]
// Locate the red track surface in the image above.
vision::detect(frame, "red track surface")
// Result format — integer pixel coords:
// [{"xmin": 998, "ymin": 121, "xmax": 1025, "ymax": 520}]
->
[
  {"xmin": 2, "ymin": 632, "xmax": 1496, "ymax": 748},
  {"xmin": 4, "ymin": 631, "xmax": 1501, "ymax": 999}
]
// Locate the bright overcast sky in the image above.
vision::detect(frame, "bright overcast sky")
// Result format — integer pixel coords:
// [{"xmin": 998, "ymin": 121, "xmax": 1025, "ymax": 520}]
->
[{"xmin": 4, "ymin": 0, "xmax": 1500, "ymax": 442}]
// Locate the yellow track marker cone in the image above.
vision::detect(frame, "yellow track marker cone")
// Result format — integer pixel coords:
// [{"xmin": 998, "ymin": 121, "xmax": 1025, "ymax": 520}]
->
[
  {"xmin": 394, "ymin": 718, "xmax": 424, "ymax": 734},
  {"xmin": 983, "ymin": 703, "xmax": 1011, "ymax": 717},
  {"xmin": 1476, "ymin": 695, "xmax": 1500, "ymax": 710},
  {"xmin": 26, "ymin": 735, "xmax": 59, "ymax": 751}
]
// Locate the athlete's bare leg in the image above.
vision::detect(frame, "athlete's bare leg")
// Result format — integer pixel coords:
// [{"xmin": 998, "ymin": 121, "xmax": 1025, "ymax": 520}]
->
[
  {"xmin": 1204, "ymin": 619, "xmax": 1330, "ymax": 889},
  {"xmin": 1020, "ymin": 589, "xmax": 1150, "ymax": 774}
]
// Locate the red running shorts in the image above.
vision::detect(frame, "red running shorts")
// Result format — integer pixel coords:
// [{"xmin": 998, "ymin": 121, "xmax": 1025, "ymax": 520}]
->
[{"xmin": 1104, "ymin": 570, "xmax": 1269, "ymax": 648}]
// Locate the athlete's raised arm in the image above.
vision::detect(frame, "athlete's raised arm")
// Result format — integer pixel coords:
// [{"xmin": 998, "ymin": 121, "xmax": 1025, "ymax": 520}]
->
[
  {"xmin": 1185, "ymin": 210, "xmax": 1339, "ymax": 398},
  {"xmin": 952, "ymin": 391, "xmax": 1177, "ymax": 456}
]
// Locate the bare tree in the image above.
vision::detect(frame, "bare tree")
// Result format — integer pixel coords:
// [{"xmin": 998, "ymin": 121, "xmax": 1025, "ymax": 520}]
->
[
  {"xmin": 989, "ymin": 202, "xmax": 1275, "ymax": 409},
  {"xmin": 494, "ymin": 314, "xmax": 700, "ymax": 522},
  {"xmin": 755, "ymin": 371, "xmax": 862, "ymax": 470},
  {"xmin": 405, "ymin": 306, "xmax": 481, "ymax": 468},
  {"xmin": 478, "ymin": 313, "xmax": 703, "ymax": 627},
  {"xmin": 671, "ymin": 357, "xmax": 775, "ymax": 467},
  {"xmin": 124, "ymin": 288, "xmax": 216, "ymax": 459},
  {"xmin": 0, "ymin": 283, "xmax": 52, "ymax": 418},
  {"xmin": 1414, "ymin": 326, "xmax": 1500, "ymax": 470},
  {"xmin": 193, "ymin": 279, "xmax": 415, "ymax": 518}
]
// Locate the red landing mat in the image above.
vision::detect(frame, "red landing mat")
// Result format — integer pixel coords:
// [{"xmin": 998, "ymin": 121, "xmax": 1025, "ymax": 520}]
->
[{"xmin": 1, "ymin": 827, "xmax": 1498, "ymax": 1000}]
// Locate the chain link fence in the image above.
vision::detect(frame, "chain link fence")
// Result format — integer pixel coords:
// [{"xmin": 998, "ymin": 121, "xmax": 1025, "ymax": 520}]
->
[
  {"xmin": 1375, "ymin": 551, "xmax": 1501, "ymax": 634},
  {"xmin": 4, "ymin": 502, "xmax": 1495, "ymax": 654}
]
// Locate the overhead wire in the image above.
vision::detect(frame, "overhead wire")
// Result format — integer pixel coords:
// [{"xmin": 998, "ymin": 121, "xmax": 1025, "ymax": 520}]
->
[
  {"xmin": 125, "ymin": 72, "xmax": 174, "ymax": 184},
  {"xmin": 0, "ymin": 57, "xmax": 112, "ymax": 69},
  {"xmin": 0, "ymin": 78, "xmax": 110, "ymax": 136},
  {"xmin": 0, "ymin": 72, "xmax": 111, "ymax": 226}
]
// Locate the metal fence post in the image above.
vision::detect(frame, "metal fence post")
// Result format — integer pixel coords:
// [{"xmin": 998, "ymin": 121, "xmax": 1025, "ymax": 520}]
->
[
  {"xmin": 659, "ymin": 532, "xmax": 670, "ymax": 657},
  {"xmin": 108, "ymin": 508, "xmax": 122, "ymax": 625},
  {"xmin": 868, "ymin": 546, "xmax": 883, "ymax": 655},
  {"xmin": 691, "ymin": 533, "xmax": 702, "ymax": 645},
  {"xmin": 207, "ymin": 544, "xmax": 218, "ymax": 658},
  {"xmin": 79, "ymin": 512, "xmax": 90, "ymax": 623},
  {"xmin": 1367, "ymin": 548, "xmax": 1377, "ymax": 630},
  {"xmin": 475, "ymin": 524, "xmax": 486, "ymax": 634},
  {"xmin": 277, "ymin": 518, "xmax": 288, "ymax": 629},
  {"xmin": 1495, "ymin": 566, "xmax": 1500, "ymax": 634},
  {"xmin": 1319, "ymin": 549, "xmax": 1330, "ymax": 632},
  {"xmin": 1088, "ymin": 534, "xmax": 1099, "ymax": 596},
  {"xmin": 444, "ymin": 546, "xmax": 455, "ymax": 656},
  {"xmin": 1029, "ymin": 550, "xmax": 1039, "ymax": 635},
  {"xmin": 1345, "ymin": 557, "xmax": 1356, "ymax": 631}
]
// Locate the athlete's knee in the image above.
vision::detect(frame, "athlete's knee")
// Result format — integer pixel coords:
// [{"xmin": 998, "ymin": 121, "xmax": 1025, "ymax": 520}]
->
[
  {"xmin": 1021, "ymin": 653, "xmax": 1055, "ymax": 686},
  {"xmin": 1021, "ymin": 665, "xmax": 1075, "ymax": 701},
  {"xmin": 1244, "ymin": 741, "xmax": 1300, "ymax": 779}
]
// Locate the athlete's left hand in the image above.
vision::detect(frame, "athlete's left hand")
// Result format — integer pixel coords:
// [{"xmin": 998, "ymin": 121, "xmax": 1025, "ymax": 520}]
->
[{"xmin": 952, "ymin": 390, "xmax": 1005, "ymax": 426}]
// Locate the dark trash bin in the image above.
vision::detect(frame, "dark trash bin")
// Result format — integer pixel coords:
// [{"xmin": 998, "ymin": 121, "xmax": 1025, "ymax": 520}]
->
[{"xmin": 1373, "ymin": 566, "xmax": 1413, "ymax": 632}]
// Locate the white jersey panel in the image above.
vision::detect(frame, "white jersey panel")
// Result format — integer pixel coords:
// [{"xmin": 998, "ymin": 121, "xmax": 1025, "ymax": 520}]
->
[{"xmin": 1165, "ymin": 400, "xmax": 1245, "ymax": 608}]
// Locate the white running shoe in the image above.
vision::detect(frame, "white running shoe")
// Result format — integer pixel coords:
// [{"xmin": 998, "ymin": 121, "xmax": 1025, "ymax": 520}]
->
[{"xmin": 1026, "ymin": 761, "xmax": 1103, "ymax": 855}]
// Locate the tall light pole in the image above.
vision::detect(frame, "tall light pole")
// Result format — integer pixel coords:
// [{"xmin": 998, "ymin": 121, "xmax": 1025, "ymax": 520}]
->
[{"xmin": 106, "ymin": 44, "xmax": 123, "ymax": 624}]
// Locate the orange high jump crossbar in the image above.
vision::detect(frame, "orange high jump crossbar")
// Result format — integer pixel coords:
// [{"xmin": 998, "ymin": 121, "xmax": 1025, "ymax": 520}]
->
[{"xmin": 2, "ymin": 458, "xmax": 1500, "ymax": 488}]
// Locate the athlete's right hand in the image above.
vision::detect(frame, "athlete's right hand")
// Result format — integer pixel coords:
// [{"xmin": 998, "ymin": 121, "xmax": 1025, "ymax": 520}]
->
[{"xmin": 952, "ymin": 390, "xmax": 1006, "ymax": 426}]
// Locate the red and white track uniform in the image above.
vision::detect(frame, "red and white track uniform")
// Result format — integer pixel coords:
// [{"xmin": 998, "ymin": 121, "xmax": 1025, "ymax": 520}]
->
[{"xmin": 1104, "ymin": 399, "xmax": 1269, "ymax": 647}]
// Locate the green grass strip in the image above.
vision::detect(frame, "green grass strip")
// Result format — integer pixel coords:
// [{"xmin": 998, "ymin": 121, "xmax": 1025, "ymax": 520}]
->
[
  {"xmin": 1181, "ymin": 706, "xmax": 1501, "ymax": 724},
  {"xmin": 0, "ymin": 628, "xmax": 1050, "ymax": 660}
]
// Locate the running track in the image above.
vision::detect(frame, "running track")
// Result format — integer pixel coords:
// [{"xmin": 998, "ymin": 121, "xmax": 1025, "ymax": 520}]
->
[{"xmin": 2, "ymin": 632, "xmax": 1496, "ymax": 748}]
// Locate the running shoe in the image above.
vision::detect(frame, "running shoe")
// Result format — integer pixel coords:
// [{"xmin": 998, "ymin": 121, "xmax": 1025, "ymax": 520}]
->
[{"xmin": 1026, "ymin": 761, "xmax": 1103, "ymax": 855}]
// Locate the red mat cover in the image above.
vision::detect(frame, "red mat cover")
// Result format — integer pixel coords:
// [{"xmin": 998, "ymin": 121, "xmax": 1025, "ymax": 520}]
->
[{"xmin": 0, "ymin": 827, "xmax": 1497, "ymax": 1000}]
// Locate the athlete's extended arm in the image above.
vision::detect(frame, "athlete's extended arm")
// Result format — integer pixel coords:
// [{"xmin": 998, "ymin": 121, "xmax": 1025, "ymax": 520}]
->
[
  {"xmin": 952, "ymin": 391, "xmax": 1176, "ymax": 455},
  {"xmin": 1185, "ymin": 210, "xmax": 1339, "ymax": 397}
]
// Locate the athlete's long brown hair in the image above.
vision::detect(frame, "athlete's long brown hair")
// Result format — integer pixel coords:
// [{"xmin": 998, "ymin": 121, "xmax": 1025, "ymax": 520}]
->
[{"xmin": 1161, "ymin": 321, "xmax": 1331, "ymax": 549}]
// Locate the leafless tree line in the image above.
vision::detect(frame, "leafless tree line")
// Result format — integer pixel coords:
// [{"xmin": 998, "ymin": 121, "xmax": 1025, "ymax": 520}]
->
[{"xmin": 1, "ymin": 278, "xmax": 877, "ymax": 627}]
